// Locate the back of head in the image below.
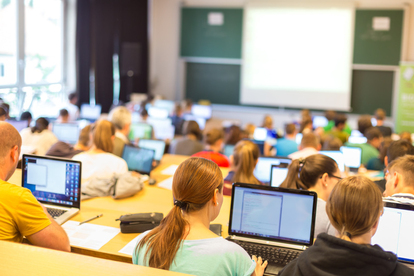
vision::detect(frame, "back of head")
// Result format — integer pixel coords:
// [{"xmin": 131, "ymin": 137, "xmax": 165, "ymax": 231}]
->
[
  {"xmin": 364, "ymin": 127, "xmax": 382, "ymax": 141},
  {"xmin": 0, "ymin": 121, "xmax": 22, "ymax": 165},
  {"xmin": 334, "ymin": 114, "xmax": 347, "ymax": 127},
  {"xmin": 280, "ymin": 154, "xmax": 337, "ymax": 190},
  {"xmin": 225, "ymin": 125, "xmax": 242, "ymax": 145},
  {"xmin": 32, "ymin": 117, "xmax": 49, "ymax": 133},
  {"xmin": 183, "ymin": 120, "xmax": 202, "ymax": 140},
  {"xmin": 174, "ymin": 103, "xmax": 182, "ymax": 116},
  {"xmin": 78, "ymin": 125, "xmax": 92, "ymax": 147},
  {"xmin": 205, "ymin": 128, "xmax": 224, "ymax": 146},
  {"xmin": 325, "ymin": 110, "xmax": 336, "ymax": 121},
  {"xmin": 285, "ymin": 123, "xmax": 296, "ymax": 136},
  {"xmin": 375, "ymin": 108, "xmax": 386, "ymax": 121},
  {"xmin": 399, "ymin": 131, "xmax": 412, "ymax": 144},
  {"xmin": 299, "ymin": 118, "xmax": 313, "ymax": 133},
  {"xmin": 379, "ymin": 137, "xmax": 393, "ymax": 162},
  {"xmin": 68, "ymin": 92, "xmax": 77, "ymax": 102},
  {"xmin": 137, "ymin": 157, "xmax": 223, "ymax": 269},
  {"xmin": 59, "ymin": 108, "xmax": 69, "ymax": 117},
  {"xmin": 387, "ymin": 155, "xmax": 414, "ymax": 188},
  {"xmin": 387, "ymin": 139, "xmax": 414, "ymax": 163},
  {"xmin": 20, "ymin": 111, "xmax": 32, "ymax": 121},
  {"xmin": 108, "ymin": 106, "xmax": 132, "ymax": 130},
  {"xmin": 232, "ymin": 140, "xmax": 261, "ymax": 184},
  {"xmin": 262, "ymin": 115, "xmax": 273, "ymax": 129},
  {"xmin": 92, "ymin": 120, "xmax": 115, "ymax": 153},
  {"xmin": 358, "ymin": 115, "xmax": 373, "ymax": 135},
  {"xmin": 0, "ymin": 103, "xmax": 10, "ymax": 117},
  {"xmin": 322, "ymin": 136, "xmax": 342, "ymax": 151},
  {"xmin": 326, "ymin": 176, "xmax": 383, "ymax": 238},
  {"xmin": 0, "ymin": 106, "xmax": 6, "ymax": 120},
  {"xmin": 300, "ymin": 132, "xmax": 319, "ymax": 149}
]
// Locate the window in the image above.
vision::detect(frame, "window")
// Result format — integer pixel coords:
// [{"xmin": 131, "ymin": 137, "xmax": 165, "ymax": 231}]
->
[{"xmin": 0, "ymin": 0, "xmax": 64, "ymax": 118}]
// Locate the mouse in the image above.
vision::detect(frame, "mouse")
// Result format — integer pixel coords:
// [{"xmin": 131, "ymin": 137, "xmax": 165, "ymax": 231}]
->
[{"xmin": 149, "ymin": 179, "xmax": 157, "ymax": 185}]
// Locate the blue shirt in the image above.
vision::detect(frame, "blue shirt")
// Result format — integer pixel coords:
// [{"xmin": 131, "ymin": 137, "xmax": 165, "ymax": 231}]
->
[
  {"xmin": 275, "ymin": 138, "xmax": 298, "ymax": 157},
  {"xmin": 133, "ymin": 231, "xmax": 255, "ymax": 276}
]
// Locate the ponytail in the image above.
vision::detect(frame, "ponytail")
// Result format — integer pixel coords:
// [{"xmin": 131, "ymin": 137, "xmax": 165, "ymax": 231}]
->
[
  {"xmin": 232, "ymin": 140, "xmax": 261, "ymax": 184},
  {"xmin": 279, "ymin": 159, "xmax": 308, "ymax": 189}
]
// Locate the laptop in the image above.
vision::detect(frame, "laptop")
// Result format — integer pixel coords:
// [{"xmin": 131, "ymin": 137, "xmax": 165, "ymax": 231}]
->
[
  {"xmin": 223, "ymin": 144, "xmax": 235, "ymax": 158},
  {"xmin": 371, "ymin": 201, "xmax": 414, "ymax": 264},
  {"xmin": 147, "ymin": 118, "xmax": 175, "ymax": 140},
  {"xmin": 52, "ymin": 123, "xmax": 79, "ymax": 145},
  {"xmin": 138, "ymin": 139, "xmax": 166, "ymax": 162},
  {"xmin": 6, "ymin": 120, "xmax": 28, "ymax": 132},
  {"xmin": 128, "ymin": 123, "xmax": 153, "ymax": 141},
  {"xmin": 21, "ymin": 154, "xmax": 81, "ymax": 225},
  {"xmin": 254, "ymin": 156, "xmax": 292, "ymax": 184},
  {"xmin": 270, "ymin": 164, "xmax": 289, "ymax": 187},
  {"xmin": 340, "ymin": 146, "xmax": 362, "ymax": 173},
  {"xmin": 191, "ymin": 104, "xmax": 212, "ymax": 119},
  {"xmin": 122, "ymin": 145, "xmax": 155, "ymax": 175},
  {"xmin": 319, "ymin": 151, "xmax": 345, "ymax": 172},
  {"xmin": 348, "ymin": 136, "xmax": 367, "ymax": 144},
  {"xmin": 80, "ymin": 104, "xmax": 102, "ymax": 121},
  {"xmin": 183, "ymin": 114, "xmax": 206, "ymax": 130},
  {"xmin": 227, "ymin": 183, "xmax": 317, "ymax": 275},
  {"xmin": 254, "ymin": 127, "xmax": 268, "ymax": 141}
]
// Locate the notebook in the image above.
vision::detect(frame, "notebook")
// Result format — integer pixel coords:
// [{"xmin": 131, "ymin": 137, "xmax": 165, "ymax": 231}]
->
[
  {"xmin": 227, "ymin": 183, "xmax": 317, "ymax": 275},
  {"xmin": 371, "ymin": 201, "xmax": 414, "ymax": 264},
  {"xmin": 340, "ymin": 146, "xmax": 362, "ymax": 172},
  {"xmin": 270, "ymin": 164, "xmax": 289, "ymax": 187},
  {"xmin": 138, "ymin": 139, "xmax": 166, "ymax": 162},
  {"xmin": 254, "ymin": 156, "xmax": 292, "ymax": 184},
  {"xmin": 22, "ymin": 154, "xmax": 81, "ymax": 225},
  {"xmin": 122, "ymin": 145, "xmax": 155, "ymax": 174},
  {"xmin": 52, "ymin": 123, "xmax": 80, "ymax": 145},
  {"xmin": 319, "ymin": 151, "xmax": 345, "ymax": 172}
]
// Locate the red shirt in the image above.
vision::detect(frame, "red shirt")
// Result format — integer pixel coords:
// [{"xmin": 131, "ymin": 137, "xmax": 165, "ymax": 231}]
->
[{"xmin": 192, "ymin": 151, "xmax": 230, "ymax": 168}]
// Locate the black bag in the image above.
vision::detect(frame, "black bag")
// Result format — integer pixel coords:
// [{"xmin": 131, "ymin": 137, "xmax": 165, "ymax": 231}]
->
[{"xmin": 117, "ymin": 213, "xmax": 163, "ymax": 233}]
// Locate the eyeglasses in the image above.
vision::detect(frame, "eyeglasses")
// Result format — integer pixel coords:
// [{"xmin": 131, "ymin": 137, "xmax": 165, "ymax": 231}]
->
[{"xmin": 329, "ymin": 175, "xmax": 343, "ymax": 181}]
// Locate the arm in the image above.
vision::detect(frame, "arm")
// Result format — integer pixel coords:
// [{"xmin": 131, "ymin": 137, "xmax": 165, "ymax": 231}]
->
[
  {"xmin": 251, "ymin": 255, "xmax": 268, "ymax": 276},
  {"xmin": 26, "ymin": 204, "xmax": 70, "ymax": 252}
]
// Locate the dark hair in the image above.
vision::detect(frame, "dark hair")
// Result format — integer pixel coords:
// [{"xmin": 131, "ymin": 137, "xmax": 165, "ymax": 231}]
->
[
  {"xmin": 322, "ymin": 136, "xmax": 342, "ymax": 151},
  {"xmin": 0, "ymin": 103, "xmax": 10, "ymax": 116},
  {"xmin": 358, "ymin": 115, "xmax": 372, "ymax": 135},
  {"xmin": 299, "ymin": 118, "xmax": 313, "ymax": 133},
  {"xmin": 325, "ymin": 110, "xmax": 336, "ymax": 121},
  {"xmin": 205, "ymin": 128, "xmax": 224, "ymax": 146},
  {"xmin": 285, "ymin": 123, "xmax": 296, "ymax": 135},
  {"xmin": 300, "ymin": 132, "xmax": 319, "ymax": 149},
  {"xmin": 365, "ymin": 127, "xmax": 382, "ymax": 141},
  {"xmin": 68, "ymin": 92, "xmax": 77, "ymax": 101},
  {"xmin": 0, "ymin": 106, "xmax": 6, "ymax": 118},
  {"xmin": 20, "ymin": 111, "xmax": 32, "ymax": 121},
  {"xmin": 334, "ymin": 114, "xmax": 347, "ymax": 127},
  {"xmin": 280, "ymin": 154, "xmax": 338, "ymax": 190},
  {"xmin": 183, "ymin": 120, "xmax": 202, "ymax": 140},
  {"xmin": 375, "ymin": 108, "xmax": 386, "ymax": 121},
  {"xmin": 140, "ymin": 107, "xmax": 148, "ymax": 118},
  {"xmin": 59, "ymin": 109, "xmax": 69, "ymax": 117},
  {"xmin": 136, "ymin": 157, "xmax": 223, "ymax": 270},
  {"xmin": 225, "ymin": 125, "xmax": 242, "ymax": 145},
  {"xmin": 379, "ymin": 137, "xmax": 393, "ymax": 163},
  {"xmin": 399, "ymin": 131, "xmax": 412, "ymax": 144},
  {"xmin": 31, "ymin": 118, "xmax": 49, "ymax": 133},
  {"xmin": 387, "ymin": 140, "xmax": 414, "ymax": 163}
]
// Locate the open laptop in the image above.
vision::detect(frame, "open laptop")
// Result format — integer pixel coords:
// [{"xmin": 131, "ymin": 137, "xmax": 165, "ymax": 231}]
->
[
  {"xmin": 270, "ymin": 164, "xmax": 289, "ymax": 187},
  {"xmin": 319, "ymin": 151, "xmax": 345, "ymax": 172},
  {"xmin": 138, "ymin": 139, "xmax": 166, "ymax": 163},
  {"xmin": 254, "ymin": 156, "xmax": 292, "ymax": 184},
  {"xmin": 122, "ymin": 145, "xmax": 155, "ymax": 175},
  {"xmin": 128, "ymin": 123, "xmax": 153, "ymax": 141},
  {"xmin": 227, "ymin": 183, "xmax": 317, "ymax": 275},
  {"xmin": 6, "ymin": 120, "xmax": 28, "ymax": 132},
  {"xmin": 371, "ymin": 201, "xmax": 414, "ymax": 264},
  {"xmin": 223, "ymin": 144, "xmax": 235, "ymax": 158},
  {"xmin": 22, "ymin": 154, "xmax": 81, "ymax": 225},
  {"xmin": 80, "ymin": 104, "xmax": 102, "ymax": 121},
  {"xmin": 340, "ymin": 146, "xmax": 362, "ymax": 173},
  {"xmin": 52, "ymin": 123, "xmax": 79, "ymax": 145}
]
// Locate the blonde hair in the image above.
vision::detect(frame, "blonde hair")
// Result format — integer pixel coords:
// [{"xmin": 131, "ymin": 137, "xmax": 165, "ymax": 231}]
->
[
  {"xmin": 326, "ymin": 176, "xmax": 383, "ymax": 238},
  {"xmin": 387, "ymin": 155, "xmax": 414, "ymax": 188},
  {"xmin": 93, "ymin": 120, "xmax": 115, "ymax": 153},
  {"xmin": 232, "ymin": 140, "xmax": 261, "ymax": 184}
]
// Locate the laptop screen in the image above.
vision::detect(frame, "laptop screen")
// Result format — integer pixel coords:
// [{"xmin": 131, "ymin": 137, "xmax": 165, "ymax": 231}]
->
[
  {"xmin": 254, "ymin": 157, "xmax": 291, "ymax": 184},
  {"xmin": 53, "ymin": 123, "xmax": 79, "ymax": 145},
  {"xmin": 138, "ymin": 139, "xmax": 166, "ymax": 161},
  {"xmin": 319, "ymin": 151, "xmax": 345, "ymax": 172},
  {"xmin": 6, "ymin": 120, "xmax": 28, "ymax": 132},
  {"xmin": 229, "ymin": 183, "xmax": 316, "ymax": 246},
  {"xmin": 22, "ymin": 155, "xmax": 81, "ymax": 208},
  {"xmin": 191, "ymin": 104, "xmax": 212, "ymax": 119},
  {"xmin": 183, "ymin": 115, "xmax": 206, "ymax": 130},
  {"xmin": 80, "ymin": 104, "xmax": 102, "ymax": 120},
  {"xmin": 147, "ymin": 118, "xmax": 175, "ymax": 140},
  {"xmin": 340, "ymin": 146, "xmax": 362, "ymax": 169},
  {"xmin": 371, "ymin": 202, "xmax": 414, "ymax": 263},
  {"xmin": 270, "ymin": 164, "xmax": 289, "ymax": 187},
  {"xmin": 122, "ymin": 145, "xmax": 155, "ymax": 174},
  {"xmin": 129, "ymin": 123, "xmax": 153, "ymax": 140},
  {"xmin": 223, "ymin": 144, "xmax": 235, "ymax": 158}
]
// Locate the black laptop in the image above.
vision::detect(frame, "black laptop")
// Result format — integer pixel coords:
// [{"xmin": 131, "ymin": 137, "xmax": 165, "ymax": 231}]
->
[{"xmin": 122, "ymin": 145, "xmax": 155, "ymax": 175}]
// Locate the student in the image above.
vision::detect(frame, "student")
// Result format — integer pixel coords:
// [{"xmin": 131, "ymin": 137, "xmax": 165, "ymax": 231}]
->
[
  {"xmin": 359, "ymin": 127, "xmax": 383, "ymax": 166},
  {"xmin": 383, "ymin": 155, "xmax": 414, "ymax": 204},
  {"xmin": 20, "ymin": 117, "xmax": 58, "ymax": 156},
  {"xmin": 224, "ymin": 125, "xmax": 242, "ymax": 146},
  {"xmin": 133, "ymin": 157, "xmax": 267, "ymax": 276},
  {"xmin": 66, "ymin": 92, "xmax": 79, "ymax": 121},
  {"xmin": 169, "ymin": 120, "xmax": 203, "ymax": 156},
  {"xmin": 224, "ymin": 140, "xmax": 260, "ymax": 195},
  {"xmin": 0, "ymin": 105, "xmax": 6, "ymax": 121},
  {"xmin": 288, "ymin": 132, "xmax": 321, "ymax": 160},
  {"xmin": 192, "ymin": 128, "xmax": 230, "ymax": 167},
  {"xmin": 323, "ymin": 110, "xmax": 352, "ymax": 135},
  {"xmin": 108, "ymin": 106, "xmax": 132, "ymax": 157},
  {"xmin": 366, "ymin": 137, "xmax": 392, "ymax": 171},
  {"xmin": 399, "ymin": 131, "xmax": 412, "ymax": 144},
  {"xmin": 57, "ymin": 109, "xmax": 70, "ymax": 124},
  {"xmin": 72, "ymin": 120, "xmax": 128, "ymax": 188},
  {"xmin": 357, "ymin": 115, "xmax": 373, "ymax": 137},
  {"xmin": 46, "ymin": 125, "xmax": 92, "ymax": 159},
  {"xmin": 279, "ymin": 176, "xmax": 412, "ymax": 276},
  {"xmin": 20, "ymin": 111, "xmax": 32, "ymax": 127},
  {"xmin": 321, "ymin": 136, "xmax": 342, "ymax": 151},
  {"xmin": 374, "ymin": 108, "xmax": 392, "ymax": 137},
  {"xmin": 0, "ymin": 122, "xmax": 70, "ymax": 251},
  {"xmin": 280, "ymin": 154, "xmax": 339, "ymax": 237},
  {"xmin": 325, "ymin": 114, "xmax": 349, "ymax": 143},
  {"xmin": 170, "ymin": 103, "xmax": 184, "ymax": 135},
  {"xmin": 275, "ymin": 123, "xmax": 298, "ymax": 157},
  {"xmin": 299, "ymin": 117, "xmax": 313, "ymax": 134},
  {"xmin": 0, "ymin": 103, "xmax": 10, "ymax": 120}
]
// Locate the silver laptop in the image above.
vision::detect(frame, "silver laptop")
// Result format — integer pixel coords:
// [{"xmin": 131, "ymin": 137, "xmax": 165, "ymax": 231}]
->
[
  {"xmin": 22, "ymin": 154, "xmax": 81, "ymax": 225},
  {"xmin": 52, "ymin": 123, "xmax": 80, "ymax": 145},
  {"xmin": 138, "ymin": 139, "xmax": 166, "ymax": 162},
  {"xmin": 270, "ymin": 164, "xmax": 289, "ymax": 187},
  {"xmin": 254, "ymin": 156, "xmax": 292, "ymax": 184},
  {"xmin": 227, "ymin": 183, "xmax": 317, "ymax": 275},
  {"xmin": 371, "ymin": 201, "xmax": 414, "ymax": 264},
  {"xmin": 340, "ymin": 146, "xmax": 362, "ymax": 173}
]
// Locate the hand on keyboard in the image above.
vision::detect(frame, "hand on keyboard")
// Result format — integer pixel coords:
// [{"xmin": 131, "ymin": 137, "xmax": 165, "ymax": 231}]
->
[{"xmin": 252, "ymin": 255, "xmax": 268, "ymax": 276}]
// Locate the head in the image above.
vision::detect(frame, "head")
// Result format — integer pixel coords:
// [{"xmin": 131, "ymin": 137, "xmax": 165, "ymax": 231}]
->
[
  {"xmin": 92, "ymin": 120, "xmax": 115, "ymax": 153},
  {"xmin": 183, "ymin": 120, "xmax": 202, "ymax": 140},
  {"xmin": 327, "ymin": 176, "xmax": 383, "ymax": 240},
  {"xmin": 399, "ymin": 131, "xmax": 412, "ymax": 144},
  {"xmin": 31, "ymin": 118, "xmax": 49, "ymax": 133},
  {"xmin": 184, "ymin": 99, "xmax": 193, "ymax": 112},
  {"xmin": 365, "ymin": 127, "xmax": 383, "ymax": 149},
  {"xmin": 378, "ymin": 137, "xmax": 393, "ymax": 163},
  {"xmin": 375, "ymin": 108, "xmax": 386, "ymax": 122},
  {"xmin": 139, "ymin": 108, "xmax": 148, "ymax": 121},
  {"xmin": 299, "ymin": 118, "xmax": 313, "ymax": 134},
  {"xmin": 0, "ymin": 103, "xmax": 10, "ymax": 119},
  {"xmin": 386, "ymin": 139, "xmax": 414, "ymax": 166},
  {"xmin": 301, "ymin": 109, "xmax": 311, "ymax": 120},
  {"xmin": 108, "ymin": 106, "xmax": 132, "ymax": 137},
  {"xmin": 262, "ymin": 115, "xmax": 273, "ymax": 129},
  {"xmin": 385, "ymin": 155, "xmax": 414, "ymax": 197},
  {"xmin": 358, "ymin": 115, "xmax": 373, "ymax": 135},
  {"xmin": 224, "ymin": 125, "xmax": 242, "ymax": 145},
  {"xmin": 20, "ymin": 111, "xmax": 32, "ymax": 127},
  {"xmin": 244, "ymin": 123, "xmax": 256, "ymax": 139},
  {"xmin": 204, "ymin": 128, "xmax": 224, "ymax": 151},
  {"xmin": 136, "ymin": 157, "xmax": 223, "ymax": 270},
  {"xmin": 0, "ymin": 122, "xmax": 22, "ymax": 181},
  {"xmin": 77, "ymin": 125, "xmax": 92, "ymax": 150},
  {"xmin": 285, "ymin": 123, "xmax": 297, "ymax": 138},
  {"xmin": 325, "ymin": 110, "xmax": 336, "ymax": 121},
  {"xmin": 173, "ymin": 103, "xmax": 183, "ymax": 117},
  {"xmin": 280, "ymin": 154, "xmax": 339, "ymax": 201},
  {"xmin": 231, "ymin": 140, "xmax": 261, "ymax": 185},
  {"xmin": 68, "ymin": 92, "xmax": 78, "ymax": 104},
  {"xmin": 334, "ymin": 114, "xmax": 347, "ymax": 131},
  {"xmin": 322, "ymin": 135, "xmax": 343, "ymax": 151},
  {"xmin": 58, "ymin": 109, "xmax": 70, "ymax": 123},
  {"xmin": 299, "ymin": 132, "xmax": 321, "ymax": 150},
  {"xmin": 0, "ymin": 106, "xmax": 7, "ymax": 121}
]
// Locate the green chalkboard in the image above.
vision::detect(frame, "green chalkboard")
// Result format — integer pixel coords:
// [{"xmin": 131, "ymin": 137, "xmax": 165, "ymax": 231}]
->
[
  {"xmin": 180, "ymin": 8, "xmax": 243, "ymax": 59},
  {"xmin": 350, "ymin": 70, "xmax": 393, "ymax": 115},
  {"xmin": 353, "ymin": 10, "xmax": 404, "ymax": 65},
  {"xmin": 185, "ymin": 63, "xmax": 240, "ymax": 105}
]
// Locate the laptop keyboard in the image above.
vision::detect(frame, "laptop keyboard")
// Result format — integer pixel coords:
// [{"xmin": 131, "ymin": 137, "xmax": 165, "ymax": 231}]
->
[
  {"xmin": 231, "ymin": 240, "xmax": 301, "ymax": 266},
  {"xmin": 47, "ymin": 208, "xmax": 67, "ymax": 218}
]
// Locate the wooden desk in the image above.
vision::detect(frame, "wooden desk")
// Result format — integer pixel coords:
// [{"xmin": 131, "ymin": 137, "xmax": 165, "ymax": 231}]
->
[{"xmin": 0, "ymin": 240, "xmax": 189, "ymax": 276}]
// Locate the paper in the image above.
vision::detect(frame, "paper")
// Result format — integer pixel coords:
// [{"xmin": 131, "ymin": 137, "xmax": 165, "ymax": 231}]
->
[
  {"xmin": 62, "ymin": 220, "xmax": 120, "ymax": 250},
  {"xmin": 157, "ymin": 177, "xmax": 173, "ymax": 190},
  {"xmin": 208, "ymin": 12, "xmax": 224, "ymax": 26},
  {"xmin": 373, "ymin": 17, "xmax": 390, "ymax": 31},
  {"xmin": 161, "ymin": 165, "xmax": 179, "ymax": 175},
  {"xmin": 119, "ymin": 235, "xmax": 140, "ymax": 256}
]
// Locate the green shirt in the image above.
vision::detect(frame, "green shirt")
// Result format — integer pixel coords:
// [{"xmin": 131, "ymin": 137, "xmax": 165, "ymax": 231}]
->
[{"xmin": 346, "ymin": 143, "xmax": 379, "ymax": 166}]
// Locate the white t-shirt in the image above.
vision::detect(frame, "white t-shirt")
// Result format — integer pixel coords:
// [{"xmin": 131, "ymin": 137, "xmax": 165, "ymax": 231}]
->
[
  {"xmin": 65, "ymin": 103, "xmax": 79, "ymax": 121},
  {"xmin": 315, "ymin": 198, "xmax": 337, "ymax": 237},
  {"xmin": 288, "ymin": 147, "xmax": 319, "ymax": 160},
  {"xmin": 72, "ymin": 152, "xmax": 128, "ymax": 188},
  {"xmin": 20, "ymin": 128, "xmax": 58, "ymax": 156}
]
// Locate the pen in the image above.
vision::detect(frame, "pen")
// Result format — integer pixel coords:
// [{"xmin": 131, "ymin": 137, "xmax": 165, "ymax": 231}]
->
[{"xmin": 79, "ymin": 214, "xmax": 103, "ymax": 225}]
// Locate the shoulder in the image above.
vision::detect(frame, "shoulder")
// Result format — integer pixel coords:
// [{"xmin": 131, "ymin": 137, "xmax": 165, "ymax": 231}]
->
[{"xmin": 0, "ymin": 181, "xmax": 28, "ymax": 199}]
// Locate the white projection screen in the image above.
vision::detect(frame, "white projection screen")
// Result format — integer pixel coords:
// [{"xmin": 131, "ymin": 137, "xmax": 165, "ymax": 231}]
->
[{"xmin": 241, "ymin": 3, "xmax": 355, "ymax": 111}]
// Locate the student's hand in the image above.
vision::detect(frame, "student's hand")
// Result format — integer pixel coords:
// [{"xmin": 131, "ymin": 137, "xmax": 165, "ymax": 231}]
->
[
  {"xmin": 252, "ymin": 255, "xmax": 268, "ymax": 276},
  {"xmin": 131, "ymin": 171, "xmax": 141, "ymax": 178}
]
